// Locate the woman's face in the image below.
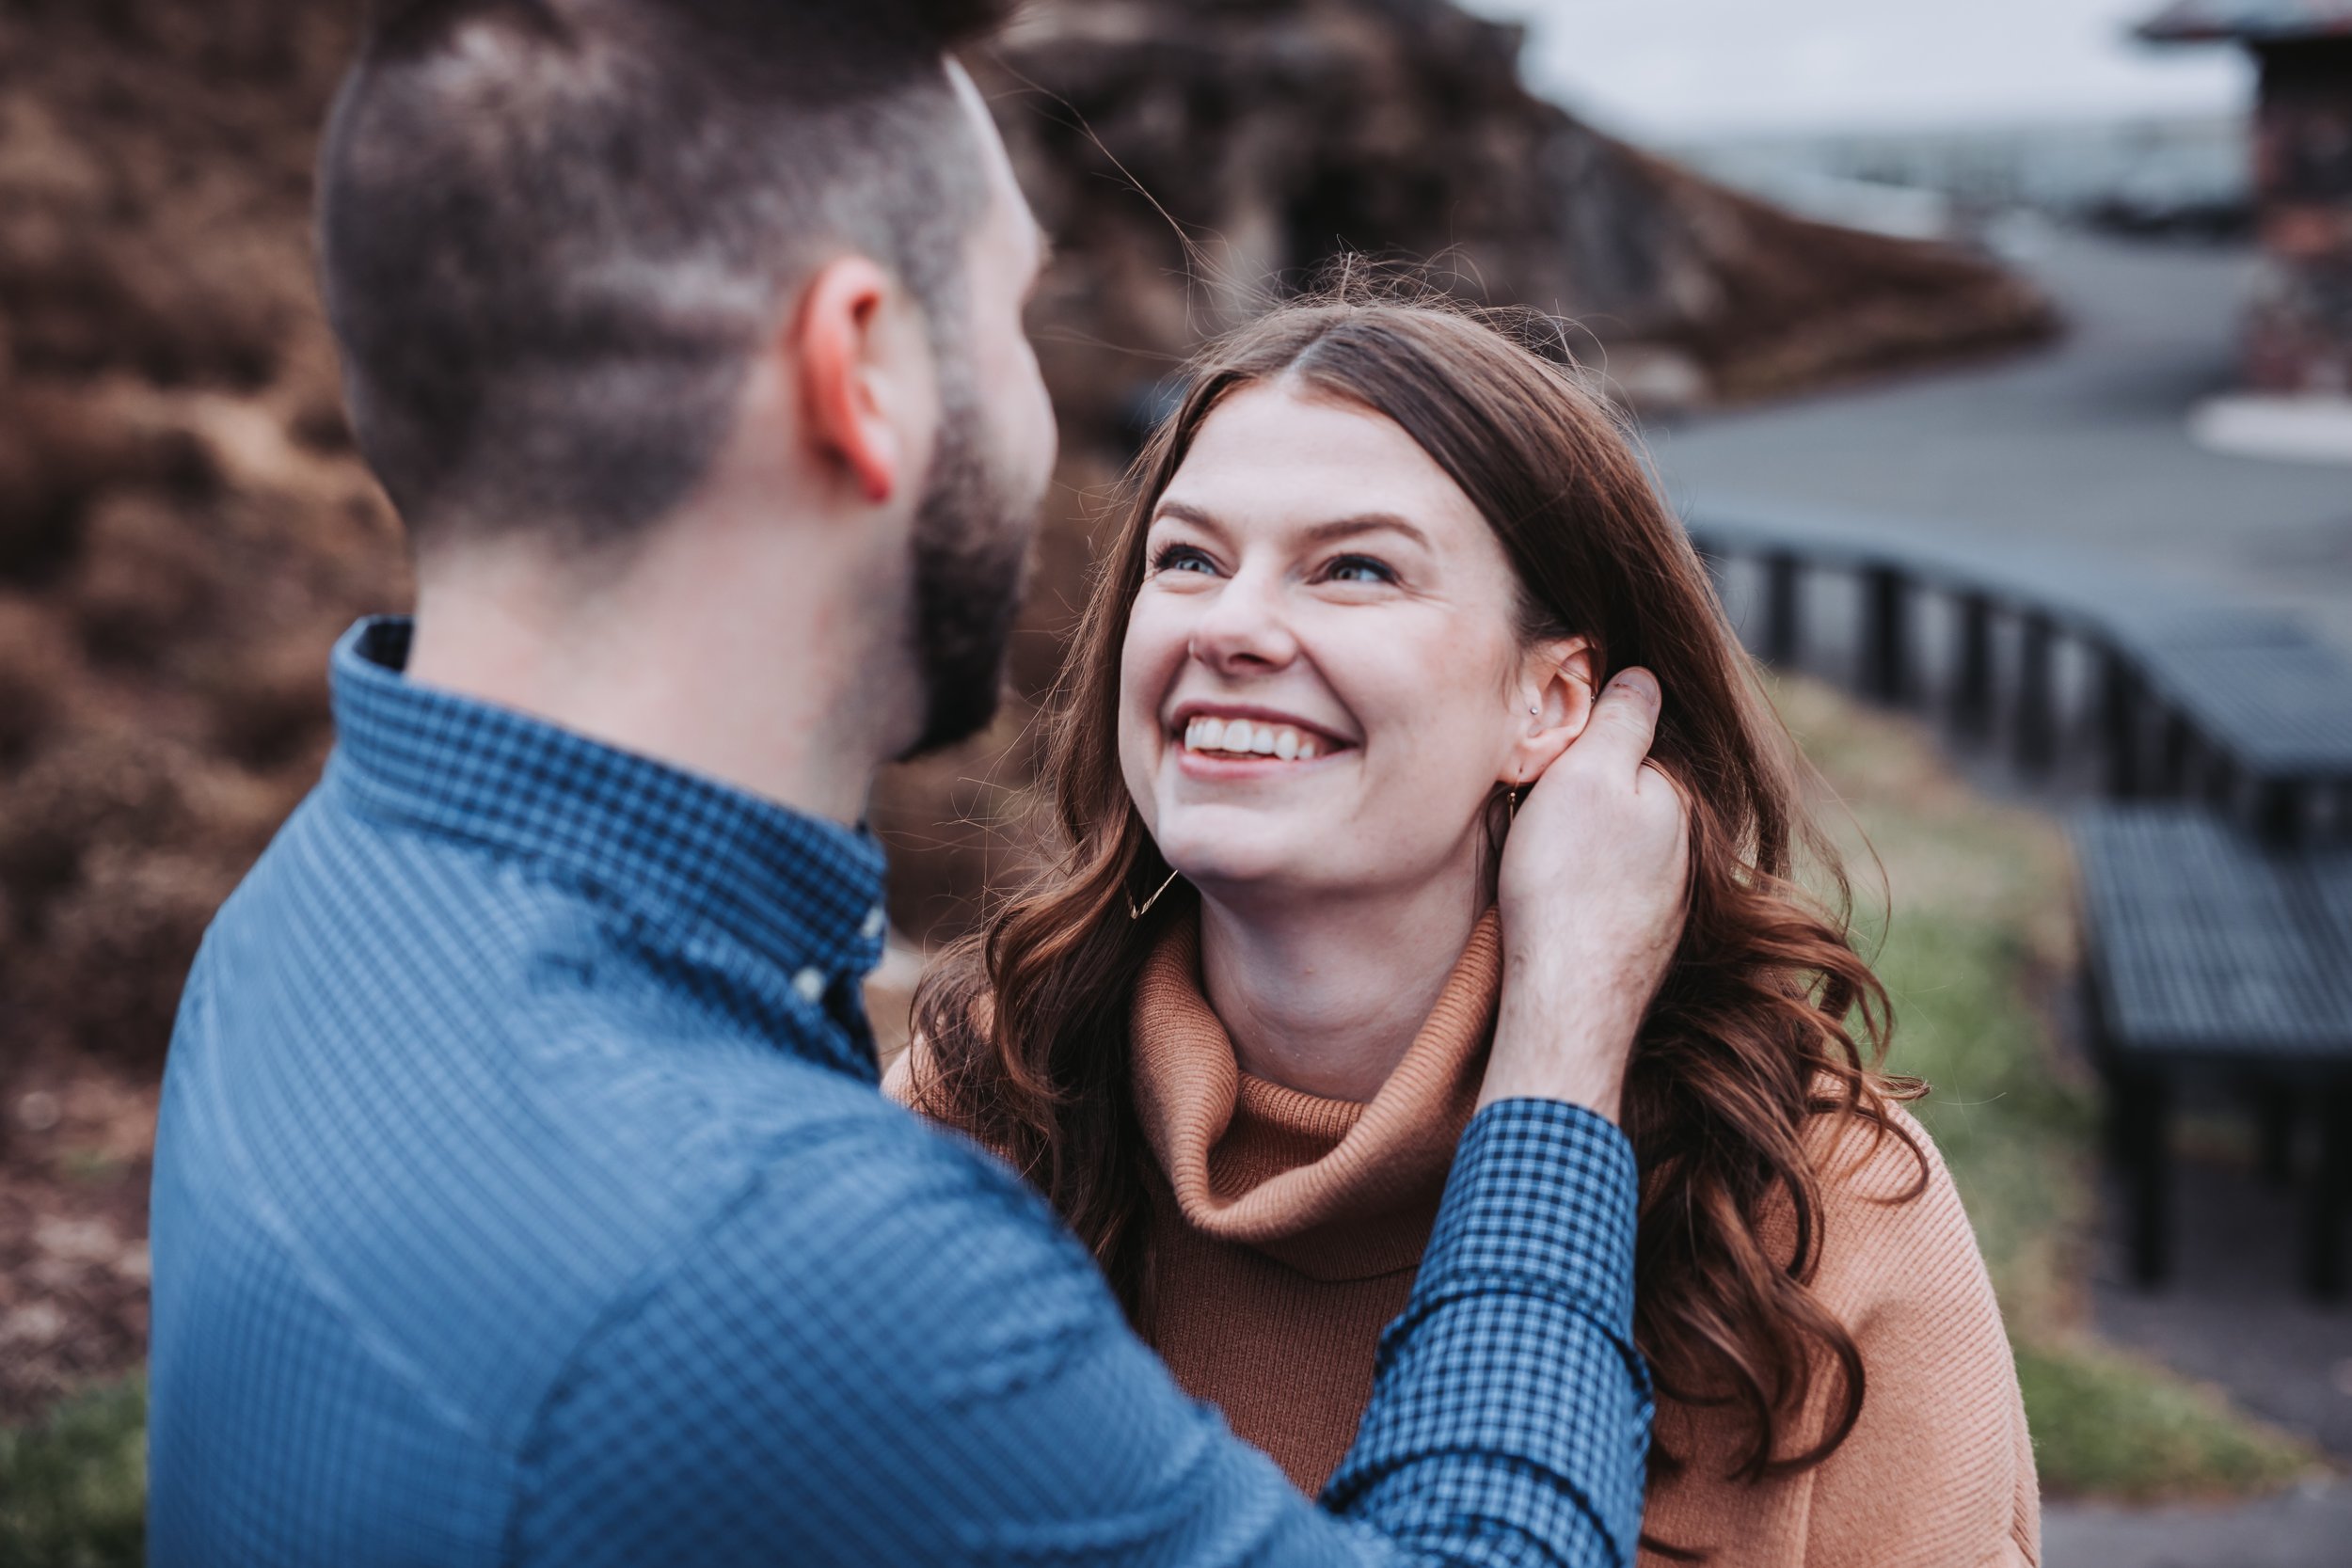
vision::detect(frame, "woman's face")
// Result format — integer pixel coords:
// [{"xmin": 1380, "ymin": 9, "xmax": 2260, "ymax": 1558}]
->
[{"xmin": 1119, "ymin": 378, "xmax": 1586, "ymax": 907}]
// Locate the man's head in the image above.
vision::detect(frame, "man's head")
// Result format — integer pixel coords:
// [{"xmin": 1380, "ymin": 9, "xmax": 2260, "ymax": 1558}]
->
[{"xmin": 320, "ymin": 0, "xmax": 1054, "ymax": 756}]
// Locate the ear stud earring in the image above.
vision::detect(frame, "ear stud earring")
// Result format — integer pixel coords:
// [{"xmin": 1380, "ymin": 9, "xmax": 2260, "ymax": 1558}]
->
[{"xmin": 1508, "ymin": 708, "xmax": 1537, "ymax": 817}]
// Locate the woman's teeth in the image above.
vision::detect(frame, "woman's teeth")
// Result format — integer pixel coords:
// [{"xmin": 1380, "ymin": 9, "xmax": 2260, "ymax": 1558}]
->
[{"xmin": 1183, "ymin": 716, "xmax": 1320, "ymax": 761}]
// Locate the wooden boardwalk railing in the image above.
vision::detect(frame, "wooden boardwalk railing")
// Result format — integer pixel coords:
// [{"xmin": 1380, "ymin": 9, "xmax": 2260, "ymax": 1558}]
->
[
  {"xmin": 1682, "ymin": 503, "xmax": 2352, "ymax": 1298},
  {"xmin": 1684, "ymin": 502, "xmax": 2352, "ymax": 847}
]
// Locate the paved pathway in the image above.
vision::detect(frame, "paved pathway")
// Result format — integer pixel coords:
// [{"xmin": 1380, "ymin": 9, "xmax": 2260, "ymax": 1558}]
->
[
  {"xmin": 2039, "ymin": 1150, "xmax": 2352, "ymax": 1567},
  {"xmin": 2090, "ymin": 1154, "xmax": 2352, "ymax": 1461},
  {"xmin": 1645, "ymin": 225, "xmax": 2352, "ymax": 655},
  {"xmin": 2045, "ymin": 1481, "xmax": 2352, "ymax": 1568}
]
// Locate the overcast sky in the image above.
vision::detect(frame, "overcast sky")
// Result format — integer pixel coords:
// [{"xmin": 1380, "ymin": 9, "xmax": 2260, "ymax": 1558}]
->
[{"xmin": 1455, "ymin": 0, "xmax": 2254, "ymax": 138}]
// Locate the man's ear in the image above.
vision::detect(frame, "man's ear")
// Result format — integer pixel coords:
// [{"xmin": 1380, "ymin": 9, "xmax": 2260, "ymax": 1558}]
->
[
  {"xmin": 1502, "ymin": 636, "xmax": 1597, "ymax": 787},
  {"xmin": 793, "ymin": 255, "xmax": 924, "ymax": 507}
]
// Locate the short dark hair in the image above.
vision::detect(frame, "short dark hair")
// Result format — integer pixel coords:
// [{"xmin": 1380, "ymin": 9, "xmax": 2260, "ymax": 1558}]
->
[{"xmin": 320, "ymin": 0, "xmax": 1011, "ymax": 548}]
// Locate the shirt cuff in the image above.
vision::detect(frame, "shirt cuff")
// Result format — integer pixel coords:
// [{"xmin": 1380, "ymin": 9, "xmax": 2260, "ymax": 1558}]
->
[
  {"xmin": 1422, "ymin": 1098, "xmax": 1641, "ymax": 1346},
  {"xmin": 1326, "ymin": 1098, "xmax": 1650, "ymax": 1564}
]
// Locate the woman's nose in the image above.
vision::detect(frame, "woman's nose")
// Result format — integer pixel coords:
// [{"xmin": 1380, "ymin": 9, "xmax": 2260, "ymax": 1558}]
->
[{"xmin": 1187, "ymin": 573, "xmax": 1298, "ymax": 675}]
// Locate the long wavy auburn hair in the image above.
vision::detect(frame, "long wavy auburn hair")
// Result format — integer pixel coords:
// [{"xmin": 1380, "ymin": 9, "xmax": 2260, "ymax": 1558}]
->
[{"xmin": 910, "ymin": 293, "xmax": 1927, "ymax": 1500}]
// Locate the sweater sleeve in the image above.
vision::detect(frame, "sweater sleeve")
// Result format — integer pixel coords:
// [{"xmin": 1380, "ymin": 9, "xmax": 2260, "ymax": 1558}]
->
[{"xmin": 1798, "ymin": 1107, "xmax": 2040, "ymax": 1568}]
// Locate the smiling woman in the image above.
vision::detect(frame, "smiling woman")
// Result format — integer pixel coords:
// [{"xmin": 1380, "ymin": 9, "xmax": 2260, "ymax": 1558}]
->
[
  {"xmin": 1110, "ymin": 380, "xmax": 1598, "ymax": 1102},
  {"xmin": 894, "ymin": 293, "xmax": 2040, "ymax": 1566}
]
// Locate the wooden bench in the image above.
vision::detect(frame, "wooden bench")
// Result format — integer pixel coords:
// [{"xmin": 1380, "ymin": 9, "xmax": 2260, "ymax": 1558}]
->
[
  {"xmin": 2127, "ymin": 640, "xmax": 2352, "ymax": 842},
  {"xmin": 2072, "ymin": 804, "xmax": 2352, "ymax": 1297}
]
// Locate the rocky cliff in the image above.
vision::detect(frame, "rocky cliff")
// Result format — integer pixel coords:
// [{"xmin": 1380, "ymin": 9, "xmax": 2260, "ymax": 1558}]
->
[{"xmin": 989, "ymin": 0, "xmax": 2055, "ymax": 431}]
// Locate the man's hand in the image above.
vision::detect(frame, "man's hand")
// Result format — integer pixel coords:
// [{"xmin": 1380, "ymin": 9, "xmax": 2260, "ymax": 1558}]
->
[{"xmin": 1478, "ymin": 668, "xmax": 1691, "ymax": 1121}]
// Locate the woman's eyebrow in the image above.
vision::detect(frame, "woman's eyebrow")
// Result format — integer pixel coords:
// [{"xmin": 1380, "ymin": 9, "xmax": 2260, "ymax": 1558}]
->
[
  {"xmin": 1150, "ymin": 501, "xmax": 1432, "ymax": 553},
  {"xmin": 1297, "ymin": 514, "xmax": 1432, "ymax": 551},
  {"xmin": 1150, "ymin": 499, "xmax": 1226, "ymax": 537}
]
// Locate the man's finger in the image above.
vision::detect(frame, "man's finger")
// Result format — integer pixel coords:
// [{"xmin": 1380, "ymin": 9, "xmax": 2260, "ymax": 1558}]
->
[{"xmin": 1573, "ymin": 667, "xmax": 1662, "ymax": 776}]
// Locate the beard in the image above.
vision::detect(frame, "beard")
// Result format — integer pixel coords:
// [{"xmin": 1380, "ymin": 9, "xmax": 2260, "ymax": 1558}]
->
[{"xmin": 899, "ymin": 349, "xmax": 1036, "ymax": 759}]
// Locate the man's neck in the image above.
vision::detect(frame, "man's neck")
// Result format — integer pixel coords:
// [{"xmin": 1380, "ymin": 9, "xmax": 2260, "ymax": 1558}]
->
[
  {"xmin": 404, "ymin": 515, "xmax": 913, "ymax": 827},
  {"xmin": 1196, "ymin": 866, "xmax": 1488, "ymax": 1104}
]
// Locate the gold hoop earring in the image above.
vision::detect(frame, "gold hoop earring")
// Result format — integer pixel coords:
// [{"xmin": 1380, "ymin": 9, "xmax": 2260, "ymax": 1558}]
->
[
  {"xmin": 1506, "ymin": 780, "xmax": 1524, "ymax": 819},
  {"xmin": 1128, "ymin": 866, "xmax": 1182, "ymax": 921}
]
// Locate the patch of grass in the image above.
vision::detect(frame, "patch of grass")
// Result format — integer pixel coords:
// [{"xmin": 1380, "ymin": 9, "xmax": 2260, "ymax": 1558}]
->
[
  {"xmin": 0, "ymin": 1376, "xmax": 146, "ymax": 1568},
  {"xmin": 2013, "ymin": 1338, "xmax": 2315, "ymax": 1501},
  {"xmin": 1775, "ymin": 674, "xmax": 2324, "ymax": 1501}
]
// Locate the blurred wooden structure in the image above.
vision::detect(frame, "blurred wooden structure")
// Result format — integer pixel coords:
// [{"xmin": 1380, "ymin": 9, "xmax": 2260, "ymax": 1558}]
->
[
  {"xmin": 1686, "ymin": 504, "xmax": 2352, "ymax": 847},
  {"xmin": 2073, "ymin": 807, "xmax": 2352, "ymax": 1298},
  {"xmin": 2139, "ymin": 1, "xmax": 2352, "ymax": 393}
]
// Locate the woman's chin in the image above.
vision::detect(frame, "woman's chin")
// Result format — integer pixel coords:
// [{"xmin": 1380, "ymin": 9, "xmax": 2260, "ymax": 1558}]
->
[{"xmin": 1159, "ymin": 838, "xmax": 1319, "ymax": 903}]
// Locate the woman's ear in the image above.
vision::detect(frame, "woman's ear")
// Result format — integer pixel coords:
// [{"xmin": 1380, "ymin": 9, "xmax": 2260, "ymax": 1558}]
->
[{"xmin": 1502, "ymin": 636, "xmax": 1597, "ymax": 787}]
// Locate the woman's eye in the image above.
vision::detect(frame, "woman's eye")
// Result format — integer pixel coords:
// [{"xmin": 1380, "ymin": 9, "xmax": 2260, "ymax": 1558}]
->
[
  {"xmin": 1324, "ymin": 554, "xmax": 1398, "ymax": 585},
  {"xmin": 1151, "ymin": 543, "xmax": 1217, "ymax": 576}
]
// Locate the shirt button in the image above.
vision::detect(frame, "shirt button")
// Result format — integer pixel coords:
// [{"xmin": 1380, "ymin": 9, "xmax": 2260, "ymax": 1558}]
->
[
  {"xmin": 792, "ymin": 967, "xmax": 826, "ymax": 1005},
  {"xmin": 861, "ymin": 905, "xmax": 887, "ymax": 942}
]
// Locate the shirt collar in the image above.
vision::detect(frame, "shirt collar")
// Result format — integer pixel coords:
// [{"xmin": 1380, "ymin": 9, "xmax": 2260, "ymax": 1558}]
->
[{"xmin": 326, "ymin": 616, "xmax": 888, "ymax": 986}]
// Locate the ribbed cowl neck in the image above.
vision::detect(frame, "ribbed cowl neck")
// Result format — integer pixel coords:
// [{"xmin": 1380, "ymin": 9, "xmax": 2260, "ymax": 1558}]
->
[{"xmin": 1129, "ymin": 909, "xmax": 1501, "ymax": 1281}]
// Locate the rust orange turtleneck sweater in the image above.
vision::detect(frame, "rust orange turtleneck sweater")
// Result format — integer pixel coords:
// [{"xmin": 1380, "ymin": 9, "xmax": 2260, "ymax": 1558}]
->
[{"xmin": 891, "ymin": 911, "xmax": 2041, "ymax": 1568}]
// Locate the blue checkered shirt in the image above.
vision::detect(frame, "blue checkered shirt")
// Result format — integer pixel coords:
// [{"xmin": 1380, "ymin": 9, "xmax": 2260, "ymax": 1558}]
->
[{"xmin": 148, "ymin": 616, "xmax": 1650, "ymax": 1567}]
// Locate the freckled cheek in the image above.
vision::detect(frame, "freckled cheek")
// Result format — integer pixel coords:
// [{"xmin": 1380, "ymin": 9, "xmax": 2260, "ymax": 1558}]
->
[
  {"xmin": 1337, "ymin": 647, "xmax": 1506, "ymax": 824},
  {"xmin": 1120, "ymin": 600, "xmax": 1189, "ymax": 704},
  {"xmin": 1313, "ymin": 628, "xmax": 1446, "ymax": 749},
  {"xmin": 1117, "ymin": 599, "xmax": 1189, "ymax": 774}
]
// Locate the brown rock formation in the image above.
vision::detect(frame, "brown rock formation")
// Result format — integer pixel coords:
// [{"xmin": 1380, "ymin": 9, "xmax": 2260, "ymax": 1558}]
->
[
  {"xmin": 0, "ymin": 2, "xmax": 407, "ymax": 1090},
  {"xmin": 0, "ymin": 0, "xmax": 393, "ymax": 1419},
  {"xmin": 986, "ymin": 0, "xmax": 2058, "ymax": 431}
]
